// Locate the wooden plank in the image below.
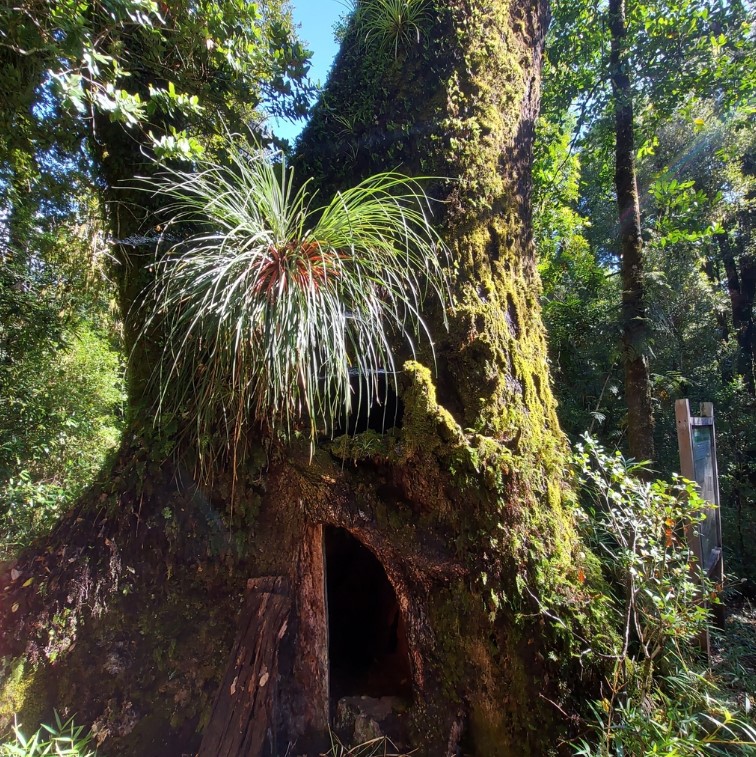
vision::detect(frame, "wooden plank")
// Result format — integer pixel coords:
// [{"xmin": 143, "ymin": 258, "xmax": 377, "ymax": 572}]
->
[
  {"xmin": 701, "ymin": 402, "xmax": 725, "ymax": 627},
  {"xmin": 676, "ymin": 400, "xmax": 703, "ymax": 566},
  {"xmin": 199, "ymin": 576, "xmax": 291, "ymax": 757}
]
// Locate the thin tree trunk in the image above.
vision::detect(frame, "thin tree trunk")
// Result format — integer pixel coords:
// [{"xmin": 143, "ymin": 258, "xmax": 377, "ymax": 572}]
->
[
  {"xmin": 719, "ymin": 232, "xmax": 756, "ymax": 395},
  {"xmin": 609, "ymin": 0, "xmax": 655, "ymax": 463}
]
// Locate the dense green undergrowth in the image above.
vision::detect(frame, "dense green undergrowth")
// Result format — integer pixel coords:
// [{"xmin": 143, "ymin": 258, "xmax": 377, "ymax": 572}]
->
[
  {"xmin": 571, "ymin": 437, "xmax": 756, "ymax": 755},
  {"xmin": 0, "ymin": 324, "xmax": 124, "ymax": 562}
]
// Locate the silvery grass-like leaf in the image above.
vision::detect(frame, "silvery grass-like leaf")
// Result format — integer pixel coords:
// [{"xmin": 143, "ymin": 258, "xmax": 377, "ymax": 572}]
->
[{"xmin": 139, "ymin": 137, "xmax": 449, "ymax": 473}]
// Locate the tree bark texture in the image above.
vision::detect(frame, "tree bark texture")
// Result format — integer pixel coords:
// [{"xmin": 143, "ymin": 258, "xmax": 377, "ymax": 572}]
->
[
  {"xmin": 609, "ymin": 0, "xmax": 656, "ymax": 463},
  {"xmin": 0, "ymin": 2, "xmax": 612, "ymax": 755},
  {"xmin": 720, "ymin": 234, "xmax": 756, "ymax": 394}
]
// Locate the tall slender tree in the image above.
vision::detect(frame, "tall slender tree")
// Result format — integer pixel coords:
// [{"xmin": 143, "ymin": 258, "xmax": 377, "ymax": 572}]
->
[
  {"xmin": 609, "ymin": 0, "xmax": 655, "ymax": 462},
  {"xmin": 540, "ymin": 0, "xmax": 753, "ymax": 459}
]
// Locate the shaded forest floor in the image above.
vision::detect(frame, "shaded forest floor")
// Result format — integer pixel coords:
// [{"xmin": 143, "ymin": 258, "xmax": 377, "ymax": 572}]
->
[{"xmin": 713, "ymin": 598, "xmax": 756, "ymax": 715}]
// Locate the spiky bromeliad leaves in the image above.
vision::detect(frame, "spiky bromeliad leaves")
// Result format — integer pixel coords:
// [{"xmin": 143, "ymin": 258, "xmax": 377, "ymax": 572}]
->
[
  {"xmin": 358, "ymin": 0, "xmax": 431, "ymax": 57},
  {"xmin": 141, "ymin": 138, "xmax": 449, "ymax": 471}
]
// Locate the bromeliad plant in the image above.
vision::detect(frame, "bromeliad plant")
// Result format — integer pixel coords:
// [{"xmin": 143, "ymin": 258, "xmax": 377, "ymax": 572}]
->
[
  {"xmin": 140, "ymin": 136, "xmax": 449, "ymax": 471},
  {"xmin": 358, "ymin": 0, "xmax": 431, "ymax": 57}
]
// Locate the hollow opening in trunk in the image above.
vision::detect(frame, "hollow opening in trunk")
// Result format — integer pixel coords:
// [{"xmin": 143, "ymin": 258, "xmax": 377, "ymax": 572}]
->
[
  {"xmin": 325, "ymin": 526, "xmax": 412, "ymax": 702},
  {"xmin": 334, "ymin": 371, "xmax": 404, "ymax": 435}
]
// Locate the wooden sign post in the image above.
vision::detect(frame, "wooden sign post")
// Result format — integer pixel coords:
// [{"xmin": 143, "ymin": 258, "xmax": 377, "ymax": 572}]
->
[{"xmin": 675, "ymin": 400, "xmax": 725, "ymax": 653}]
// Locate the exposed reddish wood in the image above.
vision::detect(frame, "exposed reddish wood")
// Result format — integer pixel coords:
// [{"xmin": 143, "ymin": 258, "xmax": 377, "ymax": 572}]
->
[
  {"xmin": 199, "ymin": 576, "xmax": 291, "ymax": 757},
  {"xmin": 287, "ymin": 524, "xmax": 330, "ymax": 741},
  {"xmin": 446, "ymin": 711, "xmax": 466, "ymax": 757}
]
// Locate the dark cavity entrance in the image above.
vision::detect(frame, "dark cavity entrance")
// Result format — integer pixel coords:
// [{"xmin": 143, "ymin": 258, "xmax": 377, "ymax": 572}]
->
[
  {"xmin": 333, "ymin": 371, "xmax": 404, "ymax": 436},
  {"xmin": 325, "ymin": 527, "xmax": 412, "ymax": 701}
]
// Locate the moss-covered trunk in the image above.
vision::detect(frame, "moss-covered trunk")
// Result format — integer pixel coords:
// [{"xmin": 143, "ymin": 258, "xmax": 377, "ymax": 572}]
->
[
  {"xmin": 246, "ymin": 0, "xmax": 608, "ymax": 752},
  {"xmin": 1, "ymin": 2, "xmax": 612, "ymax": 755}
]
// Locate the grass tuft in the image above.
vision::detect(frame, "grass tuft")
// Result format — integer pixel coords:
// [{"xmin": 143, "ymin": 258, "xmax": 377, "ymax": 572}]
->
[
  {"xmin": 1, "ymin": 712, "xmax": 96, "ymax": 756},
  {"xmin": 321, "ymin": 729, "xmax": 414, "ymax": 756}
]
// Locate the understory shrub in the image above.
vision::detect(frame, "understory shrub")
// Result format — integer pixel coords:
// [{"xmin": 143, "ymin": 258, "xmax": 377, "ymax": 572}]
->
[
  {"xmin": 572, "ymin": 436, "xmax": 756, "ymax": 755},
  {"xmin": 0, "ymin": 713, "xmax": 95, "ymax": 756},
  {"xmin": 0, "ymin": 325, "xmax": 124, "ymax": 561}
]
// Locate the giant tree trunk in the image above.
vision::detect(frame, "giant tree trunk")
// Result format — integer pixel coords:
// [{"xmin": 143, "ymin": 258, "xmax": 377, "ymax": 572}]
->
[
  {"xmin": 1, "ymin": 2, "xmax": 610, "ymax": 755},
  {"xmin": 609, "ymin": 0, "xmax": 655, "ymax": 464}
]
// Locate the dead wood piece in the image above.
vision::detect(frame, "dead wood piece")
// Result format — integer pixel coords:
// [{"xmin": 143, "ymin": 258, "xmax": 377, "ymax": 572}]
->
[{"xmin": 199, "ymin": 576, "xmax": 291, "ymax": 757}]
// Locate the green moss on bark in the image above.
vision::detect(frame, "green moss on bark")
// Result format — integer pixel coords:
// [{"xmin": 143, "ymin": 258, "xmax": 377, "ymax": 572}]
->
[
  {"xmin": 0, "ymin": 658, "xmax": 50, "ymax": 737},
  {"xmin": 293, "ymin": 1, "xmax": 617, "ymax": 750},
  {"xmin": 1, "ymin": 562, "xmax": 244, "ymax": 755}
]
